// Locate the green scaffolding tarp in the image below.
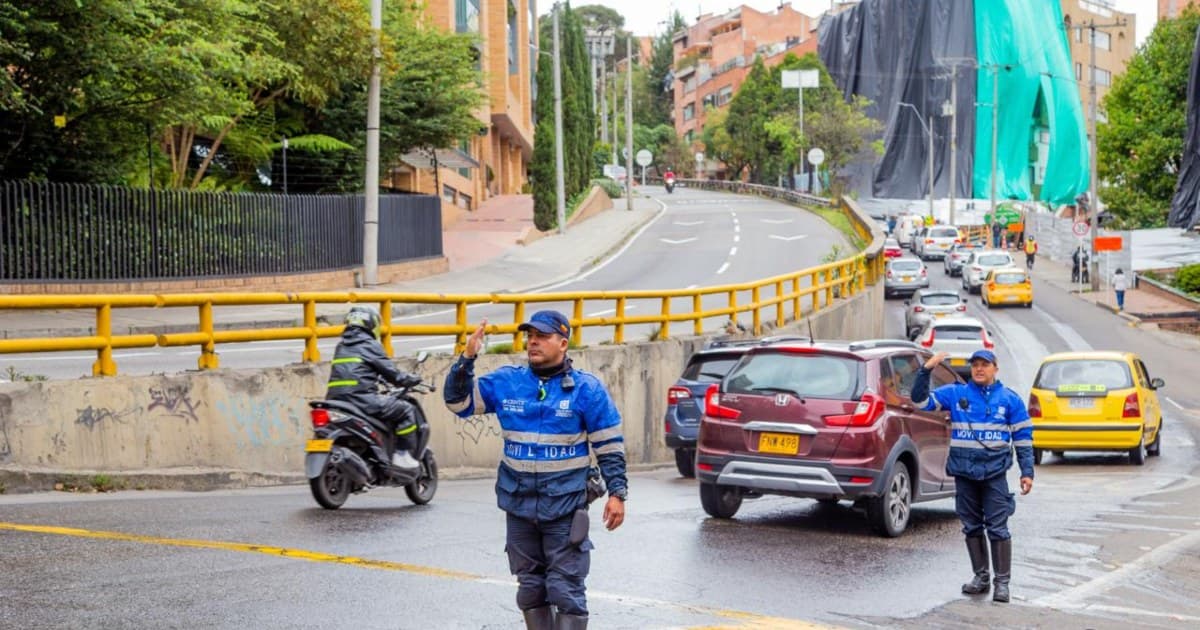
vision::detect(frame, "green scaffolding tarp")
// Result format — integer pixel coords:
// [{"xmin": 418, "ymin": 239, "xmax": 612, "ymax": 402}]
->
[{"xmin": 973, "ymin": 0, "xmax": 1089, "ymax": 205}]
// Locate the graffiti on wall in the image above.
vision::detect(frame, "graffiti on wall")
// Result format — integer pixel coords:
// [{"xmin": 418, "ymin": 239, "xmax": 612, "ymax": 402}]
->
[
  {"xmin": 147, "ymin": 384, "xmax": 202, "ymax": 423},
  {"xmin": 75, "ymin": 405, "xmax": 141, "ymax": 430},
  {"xmin": 454, "ymin": 414, "xmax": 501, "ymax": 456},
  {"xmin": 215, "ymin": 394, "xmax": 302, "ymax": 449},
  {"xmin": 0, "ymin": 394, "xmax": 11, "ymax": 463}
]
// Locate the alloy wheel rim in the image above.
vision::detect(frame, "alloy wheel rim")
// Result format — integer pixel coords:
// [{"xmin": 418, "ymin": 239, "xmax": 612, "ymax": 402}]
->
[{"xmin": 889, "ymin": 473, "xmax": 910, "ymax": 528}]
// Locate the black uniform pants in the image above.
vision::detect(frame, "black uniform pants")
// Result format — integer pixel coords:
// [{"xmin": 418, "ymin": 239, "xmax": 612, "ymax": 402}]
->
[
  {"xmin": 955, "ymin": 475, "xmax": 1016, "ymax": 541},
  {"xmin": 505, "ymin": 512, "xmax": 592, "ymax": 615}
]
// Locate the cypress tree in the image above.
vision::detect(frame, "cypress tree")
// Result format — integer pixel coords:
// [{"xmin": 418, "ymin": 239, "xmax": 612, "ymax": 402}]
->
[{"xmin": 531, "ymin": 38, "xmax": 557, "ymax": 231}]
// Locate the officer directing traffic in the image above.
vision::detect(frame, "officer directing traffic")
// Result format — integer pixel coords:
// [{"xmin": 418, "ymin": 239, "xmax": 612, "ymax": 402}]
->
[
  {"xmin": 443, "ymin": 310, "xmax": 628, "ymax": 630},
  {"xmin": 910, "ymin": 349, "xmax": 1034, "ymax": 603}
]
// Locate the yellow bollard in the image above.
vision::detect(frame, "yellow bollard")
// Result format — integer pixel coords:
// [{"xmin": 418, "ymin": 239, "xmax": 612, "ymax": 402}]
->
[
  {"xmin": 811, "ymin": 272, "xmax": 820, "ymax": 313},
  {"xmin": 454, "ymin": 301, "xmax": 468, "ymax": 355},
  {"xmin": 728, "ymin": 290, "xmax": 738, "ymax": 328},
  {"xmin": 774, "ymin": 281, "xmax": 784, "ymax": 328},
  {"xmin": 572, "ymin": 299, "xmax": 584, "ymax": 347},
  {"xmin": 693, "ymin": 293, "xmax": 703, "ymax": 336},
  {"xmin": 93, "ymin": 303, "xmax": 116, "ymax": 376},
  {"xmin": 380, "ymin": 299, "xmax": 394, "ymax": 357},
  {"xmin": 659, "ymin": 296, "xmax": 671, "ymax": 340},
  {"xmin": 302, "ymin": 300, "xmax": 320, "ymax": 363},
  {"xmin": 792, "ymin": 276, "xmax": 802, "ymax": 320},
  {"xmin": 752, "ymin": 286, "xmax": 761, "ymax": 335},
  {"xmin": 198, "ymin": 301, "xmax": 219, "ymax": 369},
  {"xmin": 513, "ymin": 301, "xmax": 526, "ymax": 352},
  {"xmin": 615, "ymin": 297, "xmax": 626, "ymax": 344}
]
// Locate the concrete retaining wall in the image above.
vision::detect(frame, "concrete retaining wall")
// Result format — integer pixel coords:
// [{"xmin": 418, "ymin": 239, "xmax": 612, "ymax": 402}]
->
[{"xmin": 0, "ymin": 284, "xmax": 882, "ymax": 491}]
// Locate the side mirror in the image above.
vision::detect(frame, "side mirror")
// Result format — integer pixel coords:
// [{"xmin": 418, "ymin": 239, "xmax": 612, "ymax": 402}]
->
[
  {"xmin": 1150, "ymin": 377, "xmax": 1164, "ymax": 390},
  {"xmin": 962, "ymin": 298, "xmax": 968, "ymax": 303},
  {"xmin": 416, "ymin": 350, "xmax": 429, "ymax": 364}
]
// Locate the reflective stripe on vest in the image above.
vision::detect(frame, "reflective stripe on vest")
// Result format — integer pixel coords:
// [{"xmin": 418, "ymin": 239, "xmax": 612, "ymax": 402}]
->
[
  {"xmin": 328, "ymin": 379, "xmax": 358, "ymax": 387},
  {"xmin": 331, "ymin": 357, "xmax": 363, "ymax": 365}
]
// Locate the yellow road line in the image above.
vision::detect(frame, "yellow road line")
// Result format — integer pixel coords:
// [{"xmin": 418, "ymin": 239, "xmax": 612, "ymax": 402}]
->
[{"xmin": 0, "ymin": 521, "xmax": 837, "ymax": 628}]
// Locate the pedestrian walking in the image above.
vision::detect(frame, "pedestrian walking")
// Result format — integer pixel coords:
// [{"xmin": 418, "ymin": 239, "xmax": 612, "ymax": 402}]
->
[
  {"xmin": 1071, "ymin": 246, "xmax": 1090, "ymax": 283},
  {"xmin": 443, "ymin": 311, "xmax": 628, "ymax": 629},
  {"xmin": 990, "ymin": 221, "xmax": 1003, "ymax": 249},
  {"xmin": 911, "ymin": 350, "xmax": 1034, "ymax": 603},
  {"xmin": 1023, "ymin": 236, "xmax": 1038, "ymax": 270},
  {"xmin": 1113, "ymin": 268, "xmax": 1129, "ymax": 311},
  {"xmin": 887, "ymin": 215, "xmax": 897, "ymax": 236}
]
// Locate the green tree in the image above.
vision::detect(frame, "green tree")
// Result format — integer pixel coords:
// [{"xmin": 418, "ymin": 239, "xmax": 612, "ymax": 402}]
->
[{"xmin": 1098, "ymin": 8, "xmax": 1200, "ymax": 228}]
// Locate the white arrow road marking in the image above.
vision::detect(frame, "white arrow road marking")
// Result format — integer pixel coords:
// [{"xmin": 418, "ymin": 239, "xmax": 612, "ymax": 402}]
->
[
  {"xmin": 734, "ymin": 235, "xmax": 740, "ymax": 243},
  {"xmin": 716, "ymin": 262, "xmax": 731, "ymax": 275},
  {"xmin": 729, "ymin": 247, "xmax": 738, "ymax": 257},
  {"xmin": 658, "ymin": 237, "xmax": 698, "ymax": 245},
  {"xmin": 761, "ymin": 218, "xmax": 795, "ymax": 224},
  {"xmin": 769, "ymin": 235, "xmax": 808, "ymax": 242},
  {"xmin": 673, "ymin": 220, "xmax": 704, "ymax": 226},
  {"xmin": 587, "ymin": 305, "xmax": 638, "ymax": 317},
  {"xmin": 734, "ymin": 224, "xmax": 740, "ymax": 233}
]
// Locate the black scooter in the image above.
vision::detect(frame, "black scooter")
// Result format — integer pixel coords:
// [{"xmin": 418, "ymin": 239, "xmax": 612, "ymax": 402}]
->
[{"xmin": 305, "ymin": 358, "xmax": 438, "ymax": 509}]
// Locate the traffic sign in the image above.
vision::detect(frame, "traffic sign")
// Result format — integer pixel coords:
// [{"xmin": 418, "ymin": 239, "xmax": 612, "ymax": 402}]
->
[
  {"xmin": 1072, "ymin": 220, "xmax": 1090, "ymax": 238},
  {"xmin": 1095, "ymin": 235, "xmax": 1122, "ymax": 251},
  {"xmin": 994, "ymin": 205, "xmax": 1021, "ymax": 226},
  {"xmin": 635, "ymin": 149, "xmax": 653, "ymax": 167},
  {"xmin": 807, "ymin": 147, "xmax": 825, "ymax": 166}
]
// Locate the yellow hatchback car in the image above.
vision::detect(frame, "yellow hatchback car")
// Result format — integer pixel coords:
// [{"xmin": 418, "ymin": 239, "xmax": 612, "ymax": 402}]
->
[
  {"xmin": 981, "ymin": 267, "xmax": 1033, "ymax": 308},
  {"xmin": 1028, "ymin": 352, "xmax": 1165, "ymax": 465}
]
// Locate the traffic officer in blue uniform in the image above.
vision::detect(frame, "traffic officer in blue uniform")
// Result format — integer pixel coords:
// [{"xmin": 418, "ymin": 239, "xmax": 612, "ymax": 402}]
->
[
  {"xmin": 911, "ymin": 349, "xmax": 1034, "ymax": 603},
  {"xmin": 443, "ymin": 311, "xmax": 627, "ymax": 630}
]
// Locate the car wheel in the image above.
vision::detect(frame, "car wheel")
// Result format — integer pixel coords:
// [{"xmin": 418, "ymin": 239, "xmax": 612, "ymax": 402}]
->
[
  {"xmin": 1033, "ymin": 448, "xmax": 1043, "ymax": 466},
  {"xmin": 674, "ymin": 448, "xmax": 696, "ymax": 478},
  {"xmin": 1129, "ymin": 436, "xmax": 1146, "ymax": 466},
  {"xmin": 699, "ymin": 482, "xmax": 742, "ymax": 519},
  {"xmin": 1147, "ymin": 422, "xmax": 1162, "ymax": 457},
  {"xmin": 817, "ymin": 498, "xmax": 841, "ymax": 507},
  {"xmin": 1025, "ymin": 301, "xmax": 1033, "ymax": 309},
  {"xmin": 867, "ymin": 463, "xmax": 912, "ymax": 537}
]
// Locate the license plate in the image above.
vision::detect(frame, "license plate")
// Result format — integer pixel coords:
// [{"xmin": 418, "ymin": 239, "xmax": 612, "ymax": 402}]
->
[
  {"xmin": 934, "ymin": 312, "xmax": 948, "ymax": 318},
  {"xmin": 950, "ymin": 358, "xmax": 967, "ymax": 366},
  {"xmin": 758, "ymin": 432, "xmax": 800, "ymax": 455},
  {"xmin": 902, "ymin": 276, "xmax": 913, "ymax": 282},
  {"xmin": 1068, "ymin": 398, "xmax": 1095, "ymax": 409},
  {"xmin": 305, "ymin": 439, "xmax": 333, "ymax": 452},
  {"xmin": 1005, "ymin": 295, "xmax": 1018, "ymax": 302}
]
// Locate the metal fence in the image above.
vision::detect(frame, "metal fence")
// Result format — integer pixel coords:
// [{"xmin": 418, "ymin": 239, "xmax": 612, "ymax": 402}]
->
[{"xmin": 0, "ymin": 181, "xmax": 442, "ymax": 281}]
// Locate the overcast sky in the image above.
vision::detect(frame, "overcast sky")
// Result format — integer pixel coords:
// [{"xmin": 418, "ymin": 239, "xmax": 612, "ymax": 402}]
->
[{"xmin": 579, "ymin": 0, "xmax": 1155, "ymax": 46}]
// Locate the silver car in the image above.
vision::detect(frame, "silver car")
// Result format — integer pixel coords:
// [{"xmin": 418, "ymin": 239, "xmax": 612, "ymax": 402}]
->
[
  {"xmin": 943, "ymin": 241, "xmax": 983, "ymax": 276},
  {"xmin": 884, "ymin": 258, "xmax": 929, "ymax": 298},
  {"xmin": 914, "ymin": 316, "xmax": 995, "ymax": 376},
  {"xmin": 915, "ymin": 225, "xmax": 962, "ymax": 260},
  {"xmin": 903, "ymin": 289, "xmax": 968, "ymax": 340},
  {"xmin": 961, "ymin": 249, "xmax": 1015, "ymax": 293}
]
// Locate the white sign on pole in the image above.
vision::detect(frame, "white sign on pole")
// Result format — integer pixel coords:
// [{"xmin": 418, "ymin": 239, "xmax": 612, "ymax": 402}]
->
[
  {"xmin": 782, "ymin": 69, "xmax": 819, "ymax": 89},
  {"xmin": 635, "ymin": 149, "xmax": 653, "ymax": 167},
  {"xmin": 807, "ymin": 147, "xmax": 825, "ymax": 166}
]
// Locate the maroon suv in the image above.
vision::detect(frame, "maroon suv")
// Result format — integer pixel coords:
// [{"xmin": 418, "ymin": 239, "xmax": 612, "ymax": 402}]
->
[{"xmin": 695, "ymin": 339, "xmax": 962, "ymax": 536}]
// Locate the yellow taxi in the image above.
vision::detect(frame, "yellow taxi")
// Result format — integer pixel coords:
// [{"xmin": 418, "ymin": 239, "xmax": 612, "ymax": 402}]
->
[
  {"xmin": 981, "ymin": 267, "xmax": 1032, "ymax": 308},
  {"xmin": 1028, "ymin": 351, "xmax": 1164, "ymax": 465}
]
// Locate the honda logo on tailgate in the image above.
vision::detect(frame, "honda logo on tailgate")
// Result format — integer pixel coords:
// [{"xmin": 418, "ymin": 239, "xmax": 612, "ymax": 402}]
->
[{"xmin": 775, "ymin": 394, "xmax": 788, "ymax": 406}]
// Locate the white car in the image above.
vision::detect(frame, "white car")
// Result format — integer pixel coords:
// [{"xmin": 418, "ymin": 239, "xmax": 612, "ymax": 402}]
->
[
  {"xmin": 961, "ymin": 249, "xmax": 1015, "ymax": 294},
  {"xmin": 915, "ymin": 225, "xmax": 962, "ymax": 260},
  {"xmin": 915, "ymin": 316, "xmax": 995, "ymax": 376}
]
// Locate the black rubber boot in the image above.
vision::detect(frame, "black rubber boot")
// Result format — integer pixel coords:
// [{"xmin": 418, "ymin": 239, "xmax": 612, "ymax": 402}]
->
[
  {"xmin": 991, "ymin": 538, "xmax": 1012, "ymax": 603},
  {"xmin": 555, "ymin": 613, "xmax": 588, "ymax": 629},
  {"xmin": 961, "ymin": 536, "xmax": 991, "ymax": 595},
  {"xmin": 522, "ymin": 606, "xmax": 554, "ymax": 630}
]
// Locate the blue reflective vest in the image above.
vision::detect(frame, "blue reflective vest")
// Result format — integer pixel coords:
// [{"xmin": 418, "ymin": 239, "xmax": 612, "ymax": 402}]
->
[
  {"xmin": 912, "ymin": 370, "xmax": 1035, "ymax": 481},
  {"xmin": 444, "ymin": 356, "xmax": 628, "ymax": 521}
]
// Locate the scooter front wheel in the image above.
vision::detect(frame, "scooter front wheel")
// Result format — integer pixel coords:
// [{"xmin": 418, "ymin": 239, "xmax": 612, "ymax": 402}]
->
[
  {"xmin": 310, "ymin": 460, "xmax": 350, "ymax": 509},
  {"xmin": 405, "ymin": 450, "xmax": 439, "ymax": 505}
]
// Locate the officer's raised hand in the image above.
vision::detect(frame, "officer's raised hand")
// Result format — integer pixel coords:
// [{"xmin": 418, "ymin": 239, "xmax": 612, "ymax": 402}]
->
[
  {"xmin": 924, "ymin": 351, "xmax": 950, "ymax": 369},
  {"xmin": 464, "ymin": 318, "xmax": 488, "ymax": 359},
  {"xmin": 603, "ymin": 495, "xmax": 625, "ymax": 531}
]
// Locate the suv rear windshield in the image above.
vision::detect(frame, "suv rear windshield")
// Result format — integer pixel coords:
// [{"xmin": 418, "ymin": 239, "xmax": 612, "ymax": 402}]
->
[
  {"xmin": 1035, "ymin": 360, "xmax": 1133, "ymax": 390},
  {"xmin": 921, "ymin": 293, "xmax": 960, "ymax": 306},
  {"xmin": 932, "ymin": 324, "xmax": 983, "ymax": 340},
  {"xmin": 724, "ymin": 353, "xmax": 860, "ymax": 399},
  {"xmin": 929, "ymin": 227, "xmax": 958, "ymax": 238},
  {"xmin": 978, "ymin": 254, "xmax": 1012, "ymax": 266},
  {"xmin": 680, "ymin": 355, "xmax": 741, "ymax": 383},
  {"xmin": 891, "ymin": 260, "xmax": 921, "ymax": 271}
]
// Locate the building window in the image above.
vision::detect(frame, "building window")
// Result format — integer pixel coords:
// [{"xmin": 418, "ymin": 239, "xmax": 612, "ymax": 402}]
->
[
  {"xmin": 1095, "ymin": 67, "xmax": 1111, "ymax": 86},
  {"xmin": 508, "ymin": 1, "xmax": 519, "ymax": 75},
  {"xmin": 1092, "ymin": 29, "xmax": 1111, "ymax": 51},
  {"xmin": 683, "ymin": 103, "xmax": 695, "ymax": 121},
  {"xmin": 458, "ymin": 139, "xmax": 472, "ymax": 178},
  {"xmin": 443, "ymin": 184, "xmax": 458, "ymax": 202},
  {"xmin": 684, "ymin": 77, "xmax": 696, "ymax": 94},
  {"xmin": 685, "ymin": 130, "xmax": 694, "ymax": 144},
  {"xmin": 456, "ymin": 0, "xmax": 480, "ymax": 34},
  {"xmin": 715, "ymin": 85, "xmax": 733, "ymax": 107},
  {"xmin": 1075, "ymin": 62, "xmax": 1082, "ymax": 80}
]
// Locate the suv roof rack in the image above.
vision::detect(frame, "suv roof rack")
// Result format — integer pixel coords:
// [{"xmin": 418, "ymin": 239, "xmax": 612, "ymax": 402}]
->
[
  {"xmin": 704, "ymin": 335, "xmax": 811, "ymax": 350},
  {"xmin": 847, "ymin": 339, "xmax": 923, "ymax": 352}
]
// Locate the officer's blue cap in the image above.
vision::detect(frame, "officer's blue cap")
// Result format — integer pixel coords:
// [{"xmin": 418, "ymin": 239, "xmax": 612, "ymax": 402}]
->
[
  {"xmin": 969, "ymin": 350, "xmax": 997, "ymax": 365},
  {"xmin": 518, "ymin": 310, "xmax": 570, "ymax": 337}
]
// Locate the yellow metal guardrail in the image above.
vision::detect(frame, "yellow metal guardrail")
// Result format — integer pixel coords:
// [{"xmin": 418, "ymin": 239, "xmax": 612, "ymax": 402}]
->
[{"xmin": 1, "ymin": 193, "xmax": 886, "ymax": 376}]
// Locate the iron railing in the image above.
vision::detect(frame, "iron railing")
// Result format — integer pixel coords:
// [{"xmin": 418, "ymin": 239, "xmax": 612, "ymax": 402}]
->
[{"xmin": 0, "ymin": 181, "xmax": 442, "ymax": 282}]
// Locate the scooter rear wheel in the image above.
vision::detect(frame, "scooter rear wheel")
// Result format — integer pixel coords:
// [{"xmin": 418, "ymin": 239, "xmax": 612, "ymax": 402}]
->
[
  {"xmin": 405, "ymin": 450, "xmax": 439, "ymax": 505},
  {"xmin": 311, "ymin": 461, "xmax": 350, "ymax": 510}
]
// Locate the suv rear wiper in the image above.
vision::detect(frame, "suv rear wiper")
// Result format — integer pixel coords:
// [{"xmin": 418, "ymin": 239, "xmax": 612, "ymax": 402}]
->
[
  {"xmin": 699, "ymin": 371, "xmax": 727, "ymax": 379},
  {"xmin": 750, "ymin": 386, "xmax": 803, "ymax": 399}
]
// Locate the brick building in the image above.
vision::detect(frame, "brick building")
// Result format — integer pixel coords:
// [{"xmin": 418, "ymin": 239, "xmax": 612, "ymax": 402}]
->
[{"xmin": 1161, "ymin": 0, "xmax": 1200, "ymax": 18}]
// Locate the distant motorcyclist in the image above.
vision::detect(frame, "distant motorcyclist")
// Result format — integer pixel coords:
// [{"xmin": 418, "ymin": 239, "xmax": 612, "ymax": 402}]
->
[
  {"xmin": 663, "ymin": 167, "xmax": 676, "ymax": 193},
  {"xmin": 326, "ymin": 305, "xmax": 422, "ymax": 470}
]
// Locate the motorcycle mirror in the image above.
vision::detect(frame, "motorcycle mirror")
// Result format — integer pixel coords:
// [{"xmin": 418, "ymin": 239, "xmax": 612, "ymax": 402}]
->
[{"xmin": 416, "ymin": 350, "xmax": 429, "ymax": 364}]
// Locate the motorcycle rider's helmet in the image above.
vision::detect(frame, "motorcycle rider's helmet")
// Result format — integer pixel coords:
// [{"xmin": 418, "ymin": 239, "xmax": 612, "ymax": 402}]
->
[{"xmin": 345, "ymin": 305, "xmax": 382, "ymax": 339}]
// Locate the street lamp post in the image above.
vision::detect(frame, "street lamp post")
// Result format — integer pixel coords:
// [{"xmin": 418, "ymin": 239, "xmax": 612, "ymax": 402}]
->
[
  {"xmin": 363, "ymin": 0, "xmax": 382, "ymax": 286},
  {"xmin": 625, "ymin": 35, "xmax": 634, "ymax": 211},
  {"xmin": 281, "ymin": 136, "xmax": 289, "ymax": 195},
  {"xmin": 897, "ymin": 103, "xmax": 933, "ymax": 219}
]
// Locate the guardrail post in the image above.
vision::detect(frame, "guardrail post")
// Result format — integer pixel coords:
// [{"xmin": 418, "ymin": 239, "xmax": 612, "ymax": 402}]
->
[
  {"xmin": 792, "ymin": 277, "xmax": 802, "ymax": 320},
  {"xmin": 751, "ymin": 286, "xmax": 762, "ymax": 335},
  {"xmin": 198, "ymin": 301, "xmax": 219, "ymax": 369},
  {"xmin": 811, "ymin": 272, "xmax": 820, "ymax": 313},
  {"xmin": 659, "ymin": 296, "xmax": 671, "ymax": 340},
  {"xmin": 513, "ymin": 301, "xmax": 526, "ymax": 352},
  {"xmin": 380, "ymin": 299, "xmax": 394, "ymax": 357},
  {"xmin": 302, "ymin": 300, "xmax": 320, "ymax": 363},
  {"xmin": 774, "ymin": 281, "xmax": 784, "ymax": 328},
  {"xmin": 572, "ymin": 299, "xmax": 584, "ymax": 347},
  {"xmin": 93, "ymin": 303, "xmax": 116, "ymax": 377},
  {"xmin": 825, "ymin": 270, "xmax": 834, "ymax": 306},
  {"xmin": 615, "ymin": 297, "xmax": 626, "ymax": 344},
  {"xmin": 454, "ymin": 301, "xmax": 468, "ymax": 355},
  {"xmin": 728, "ymin": 290, "xmax": 738, "ymax": 327},
  {"xmin": 693, "ymin": 293, "xmax": 703, "ymax": 336}
]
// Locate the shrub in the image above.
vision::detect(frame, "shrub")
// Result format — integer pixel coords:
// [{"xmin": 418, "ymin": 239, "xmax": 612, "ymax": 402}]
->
[
  {"xmin": 591, "ymin": 178, "xmax": 623, "ymax": 199},
  {"xmin": 1175, "ymin": 264, "xmax": 1200, "ymax": 294}
]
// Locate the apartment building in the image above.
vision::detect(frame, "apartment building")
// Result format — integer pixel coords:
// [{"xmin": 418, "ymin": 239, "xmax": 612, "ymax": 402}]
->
[
  {"xmin": 1161, "ymin": 0, "xmax": 1200, "ymax": 18},
  {"xmin": 670, "ymin": 3, "xmax": 818, "ymax": 147},
  {"xmin": 390, "ymin": 0, "xmax": 536, "ymax": 220},
  {"xmin": 1060, "ymin": 0, "xmax": 1135, "ymax": 141}
]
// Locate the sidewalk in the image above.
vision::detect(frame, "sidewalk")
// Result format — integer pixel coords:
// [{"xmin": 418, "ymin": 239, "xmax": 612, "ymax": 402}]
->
[
  {"xmin": 1028, "ymin": 253, "xmax": 1193, "ymax": 323},
  {"xmin": 0, "ymin": 195, "xmax": 664, "ymax": 339}
]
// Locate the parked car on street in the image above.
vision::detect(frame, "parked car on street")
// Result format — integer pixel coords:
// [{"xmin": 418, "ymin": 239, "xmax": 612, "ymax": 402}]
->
[
  {"xmin": 903, "ymin": 289, "xmax": 968, "ymax": 340},
  {"xmin": 884, "ymin": 258, "xmax": 929, "ymax": 298},
  {"xmin": 695, "ymin": 338, "xmax": 962, "ymax": 536},
  {"xmin": 961, "ymin": 249, "xmax": 1015, "ymax": 293},
  {"xmin": 914, "ymin": 316, "xmax": 994, "ymax": 377},
  {"xmin": 883, "ymin": 238, "xmax": 903, "ymax": 259},
  {"xmin": 1029, "ymin": 352, "xmax": 1164, "ymax": 466},
  {"xmin": 914, "ymin": 225, "xmax": 962, "ymax": 260},
  {"xmin": 981, "ymin": 267, "xmax": 1033, "ymax": 308},
  {"xmin": 665, "ymin": 336, "xmax": 809, "ymax": 477},
  {"xmin": 943, "ymin": 241, "xmax": 983, "ymax": 276}
]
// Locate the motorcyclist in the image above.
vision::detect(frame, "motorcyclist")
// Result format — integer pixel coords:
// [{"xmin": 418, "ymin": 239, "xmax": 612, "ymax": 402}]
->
[
  {"xmin": 663, "ymin": 167, "xmax": 676, "ymax": 192},
  {"xmin": 326, "ymin": 305, "xmax": 422, "ymax": 471}
]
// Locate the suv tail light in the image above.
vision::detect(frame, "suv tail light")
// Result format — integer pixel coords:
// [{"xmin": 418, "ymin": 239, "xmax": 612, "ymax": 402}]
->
[
  {"xmin": 311, "ymin": 408, "xmax": 330, "ymax": 428},
  {"xmin": 1122, "ymin": 392, "xmax": 1141, "ymax": 418},
  {"xmin": 825, "ymin": 392, "xmax": 886, "ymax": 427},
  {"xmin": 982, "ymin": 329, "xmax": 995, "ymax": 350},
  {"xmin": 1028, "ymin": 393, "xmax": 1042, "ymax": 418},
  {"xmin": 668, "ymin": 386, "xmax": 691, "ymax": 405},
  {"xmin": 704, "ymin": 384, "xmax": 741, "ymax": 419},
  {"xmin": 920, "ymin": 328, "xmax": 935, "ymax": 348}
]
